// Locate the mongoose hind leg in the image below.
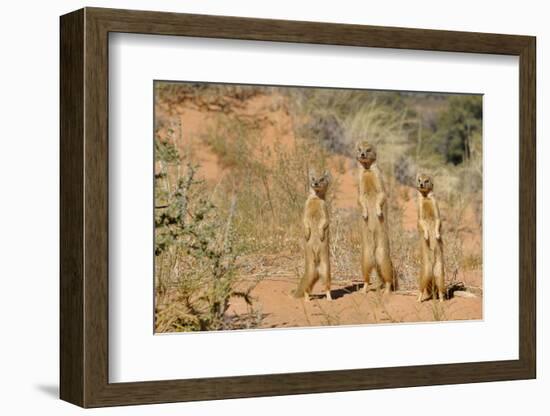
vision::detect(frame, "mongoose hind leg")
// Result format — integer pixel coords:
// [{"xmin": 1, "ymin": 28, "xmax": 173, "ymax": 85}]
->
[
  {"xmin": 300, "ymin": 245, "xmax": 318, "ymax": 302},
  {"xmin": 418, "ymin": 269, "xmax": 432, "ymax": 302},
  {"xmin": 375, "ymin": 246, "xmax": 393, "ymax": 294},
  {"xmin": 318, "ymin": 260, "xmax": 332, "ymax": 301},
  {"xmin": 361, "ymin": 246, "xmax": 376, "ymax": 294},
  {"xmin": 422, "ymin": 288, "xmax": 430, "ymax": 302},
  {"xmin": 434, "ymin": 258, "xmax": 445, "ymax": 303}
]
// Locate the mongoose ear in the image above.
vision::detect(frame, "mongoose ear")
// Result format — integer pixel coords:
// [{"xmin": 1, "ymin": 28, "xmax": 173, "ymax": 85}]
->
[{"xmin": 322, "ymin": 170, "xmax": 331, "ymax": 182}]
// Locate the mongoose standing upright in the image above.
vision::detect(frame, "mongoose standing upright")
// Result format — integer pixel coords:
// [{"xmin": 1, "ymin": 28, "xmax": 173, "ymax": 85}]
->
[
  {"xmin": 356, "ymin": 141, "xmax": 394, "ymax": 294},
  {"xmin": 416, "ymin": 173, "xmax": 445, "ymax": 302},
  {"xmin": 294, "ymin": 170, "xmax": 332, "ymax": 301}
]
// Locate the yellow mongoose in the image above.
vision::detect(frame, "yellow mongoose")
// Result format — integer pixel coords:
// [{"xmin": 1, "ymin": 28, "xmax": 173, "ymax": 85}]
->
[
  {"xmin": 416, "ymin": 173, "xmax": 445, "ymax": 302},
  {"xmin": 356, "ymin": 141, "xmax": 394, "ymax": 294},
  {"xmin": 294, "ymin": 170, "xmax": 332, "ymax": 301}
]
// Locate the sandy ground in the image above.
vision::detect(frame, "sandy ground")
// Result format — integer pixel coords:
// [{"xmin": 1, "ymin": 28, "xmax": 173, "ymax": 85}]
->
[{"xmin": 227, "ymin": 278, "xmax": 482, "ymax": 328}]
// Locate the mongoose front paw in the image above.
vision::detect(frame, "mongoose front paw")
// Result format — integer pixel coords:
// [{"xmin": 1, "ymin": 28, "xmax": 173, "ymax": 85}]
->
[
  {"xmin": 319, "ymin": 229, "xmax": 325, "ymax": 241},
  {"xmin": 376, "ymin": 207, "xmax": 383, "ymax": 218},
  {"xmin": 435, "ymin": 232, "xmax": 441, "ymax": 241},
  {"xmin": 362, "ymin": 211, "xmax": 369, "ymax": 221},
  {"xmin": 424, "ymin": 231, "xmax": 429, "ymax": 241}
]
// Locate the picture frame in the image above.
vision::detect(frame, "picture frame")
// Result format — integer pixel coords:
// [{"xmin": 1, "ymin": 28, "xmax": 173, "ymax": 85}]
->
[{"xmin": 60, "ymin": 7, "xmax": 536, "ymax": 408}]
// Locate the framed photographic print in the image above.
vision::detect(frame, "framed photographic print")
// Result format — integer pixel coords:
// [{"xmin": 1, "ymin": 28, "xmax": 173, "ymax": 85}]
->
[{"xmin": 60, "ymin": 7, "xmax": 536, "ymax": 408}]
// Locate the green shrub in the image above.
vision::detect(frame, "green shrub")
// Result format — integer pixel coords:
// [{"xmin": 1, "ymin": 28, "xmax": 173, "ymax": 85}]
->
[{"xmin": 154, "ymin": 136, "xmax": 255, "ymax": 332}]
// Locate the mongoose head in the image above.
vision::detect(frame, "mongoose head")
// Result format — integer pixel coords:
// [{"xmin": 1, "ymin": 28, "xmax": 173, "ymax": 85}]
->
[
  {"xmin": 309, "ymin": 170, "xmax": 330, "ymax": 195},
  {"xmin": 356, "ymin": 141, "xmax": 377, "ymax": 168},
  {"xmin": 416, "ymin": 173, "xmax": 434, "ymax": 196}
]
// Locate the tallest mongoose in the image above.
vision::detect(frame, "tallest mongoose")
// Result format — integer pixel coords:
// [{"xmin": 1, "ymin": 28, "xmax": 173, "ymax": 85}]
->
[{"xmin": 356, "ymin": 141, "xmax": 394, "ymax": 294}]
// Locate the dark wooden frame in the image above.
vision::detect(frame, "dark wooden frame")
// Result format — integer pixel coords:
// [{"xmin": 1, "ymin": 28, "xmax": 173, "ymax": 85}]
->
[{"xmin": 60, "ymin": 7, "xmax": 536, "ymax": 408}]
